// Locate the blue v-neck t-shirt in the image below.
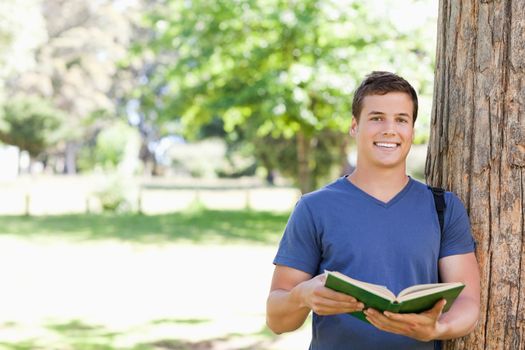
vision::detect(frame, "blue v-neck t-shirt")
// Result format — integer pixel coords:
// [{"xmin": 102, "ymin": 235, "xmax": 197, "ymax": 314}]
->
[{"xmin": 273, "ymin": 176, "xmax": 475, "ymax": 350}]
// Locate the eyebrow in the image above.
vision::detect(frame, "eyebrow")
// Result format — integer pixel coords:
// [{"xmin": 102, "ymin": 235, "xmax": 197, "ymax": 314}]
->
[{"xmin": 367, "ymin": 111, "xmax": 411, "ymax": 118}]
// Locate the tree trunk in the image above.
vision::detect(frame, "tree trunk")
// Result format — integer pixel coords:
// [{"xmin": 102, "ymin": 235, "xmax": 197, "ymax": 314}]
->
[
  {"xmin": 64, "ymin": 141, "xmax": 78, "ymax": 174},
  {"xmin": 426, "ymin": 1, "xmax": 524, "ymax": 349},
  {"xmin": 297, "ymin": 130, "xmax": 312, "ymax": 194}
]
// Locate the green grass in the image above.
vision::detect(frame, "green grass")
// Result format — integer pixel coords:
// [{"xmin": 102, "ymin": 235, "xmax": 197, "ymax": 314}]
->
[
  {"xmin": 150, "ymin": 318, "xmax": 211, "ymax": 325},
  {"xmin": 0, "ymin": 209, "xmax": 289, "ymax": 245},
  {"xmin": 0, "ymin": 319, "xmax": 287, "ymax": 350},
  {"xmin": 0, "ymin": 209, "xmax": 294, "ymax": 349}
]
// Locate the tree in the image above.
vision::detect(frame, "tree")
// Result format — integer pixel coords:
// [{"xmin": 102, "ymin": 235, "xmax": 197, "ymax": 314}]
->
[
  {"xmin": 426, "ymin": 1, "xmax": 524, "ymax": 349},
  {"xmin": 0, "ymin": 96, "xmax": 64, "ymax": 160},
  {"xmin": 0, "ymin": 0, "xmax": 46, "ymax": 102},
  {"xmin": 77, "ymin": 119, "xmax": 140, "ymax": 172},
  {"xmin": 9, "ymin": 0, "xmax": 140, "ymax": 174},
  {"xmin": 137, "ymin": 0, "xmax": 436, "ymax": 192}
]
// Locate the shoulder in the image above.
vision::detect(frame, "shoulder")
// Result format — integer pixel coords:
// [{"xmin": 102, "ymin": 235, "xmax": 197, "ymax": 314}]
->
[
  {"xmin": 288, "ymin": 177, "xmax": 352, "ymax": 222},
  {"xmin": 417, "ymin": 179, "xmax": 465, "ymax": 207},
  {"xmin": 444, "ymin": 190, "xmax": 466, "ymax": 208},
  {"xmin": 443, "ymin": 191, "xmax": 469, "ymax": 226},
  {"xmin": 300, "ymin": 177, "xmax": 349, "ymax": 206},
  {"xmin": 406, "ymin": 177, "xmax": 439, "ymax": 201},
  {"xmin": 426, "ymin": 184, "xmax": 470, "ymax": 228}
]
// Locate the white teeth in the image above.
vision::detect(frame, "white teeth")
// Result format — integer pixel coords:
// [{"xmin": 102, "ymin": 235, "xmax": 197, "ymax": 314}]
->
[{"xmin": 375, "ymin": 142, "xmax": 398, "ymax": 148}]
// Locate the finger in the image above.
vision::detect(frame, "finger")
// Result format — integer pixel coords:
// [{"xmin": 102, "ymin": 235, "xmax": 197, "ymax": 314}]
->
[
  {"xmin": 315, "ymin": 297, "xmax": 365, "ymax": 312},
  {"xmin": 365, "ymin": 309, "xmax": 403, "ymax": 327},
  {"xmin": 316, "ymin": 273, "xmax": 327, "ymax": 283},
  {"xmin": 314, "ymin": 304, "xmax": 364, "ymax": 315},
  {"xmin": 384, "ymin": 309, "xmax": 438, "ymax": 325},
  {"xmin": 315, "ymin": 286, "xmax": 359, "ymax": 303},
  {"xmin": 365, "ymin": 310, "xmax": 411, "ymax": 335},
  {"xmin": 425, "ymin": 299, "xmax": 447, "ymax": 319},
  {"xmin": 383, "ymin": 311, "xmax": 411, "ymax": 322},
  {"xmin": 382, "ymin": 312, "xmax": 426, "ymax": 332},
  {"xmin": 367, "ymin": 309, "xmax": 416, "ymax": 330}
]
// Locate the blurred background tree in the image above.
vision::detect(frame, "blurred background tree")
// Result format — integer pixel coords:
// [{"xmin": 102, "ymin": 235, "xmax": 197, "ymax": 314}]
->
[
  {"xmin": 0, "ymin": 0, "xmax": 437, "ymax": 192},
  {"xmin": 130, "ymin": 0, "xmax": 436, "ymax": 192},
  {"xmin": 0, "ymin": 96, "xmax": 65, "ymax": 170},
  {"xmin": 0, "ymin": 0, "xmax": 46, "ymax": 102},
  {"xmin": 4, "ymin": 0, "xmax": 139, "ymax": 174}
]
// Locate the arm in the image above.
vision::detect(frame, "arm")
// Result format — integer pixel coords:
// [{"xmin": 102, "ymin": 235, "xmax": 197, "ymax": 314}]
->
[
  {"xmin": 364, "ymin": 252, "xmax": 480, "ymax": 341},
  {"xmin": 434, "ymin": 252, "xmax": 480, "ymax": 338},
  {"xmin": 266, "ymin": 265, "xmax": 364, "ymax": 334}
]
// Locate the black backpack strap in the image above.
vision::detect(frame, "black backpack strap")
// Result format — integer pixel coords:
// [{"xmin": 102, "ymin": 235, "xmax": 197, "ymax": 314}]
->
[{"xmin": 429, "ymin": 186, "xmax": 446, "ymax": 235}]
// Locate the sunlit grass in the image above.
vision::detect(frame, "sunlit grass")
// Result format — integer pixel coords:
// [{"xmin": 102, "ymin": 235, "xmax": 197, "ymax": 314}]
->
[
  {"xmin": 0, "ymin": 209, "xmax": 289, "ymax": 245},
  {"xmin": 0, "ymin": 209, "xmax": 311, "ymax": 350},
  {"xmin": 0, "ymin": 318, "xmax": 308, "ymax": 350}
]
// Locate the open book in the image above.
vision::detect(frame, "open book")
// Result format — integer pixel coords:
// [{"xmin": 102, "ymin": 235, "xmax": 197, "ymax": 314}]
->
[{"xmin": 324, "ymin": 270, "xmax": 465, "ymax": 323}]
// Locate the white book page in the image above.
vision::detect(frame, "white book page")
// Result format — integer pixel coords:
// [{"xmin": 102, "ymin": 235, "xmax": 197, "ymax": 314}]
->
[
  {"xmin": 326, "ymin": 271, "xmax": 396, "ymax": 301},
  {"xmin": 397, "ymin": 282, "xmax": 463, "ymax": 303}
]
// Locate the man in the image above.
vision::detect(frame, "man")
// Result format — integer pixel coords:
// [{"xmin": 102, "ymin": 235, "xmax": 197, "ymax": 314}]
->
[{"xmin": 266, "ymin": 71, "xmax": 480, "ymax": 349}]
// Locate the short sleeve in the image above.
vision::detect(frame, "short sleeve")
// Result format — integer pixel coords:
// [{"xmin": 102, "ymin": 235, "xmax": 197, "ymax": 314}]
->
[
  {"xmin": 273, "ymin": 198, "xmax": 322, "ymax": 275},
  {"xmin": 439, "ymin": 192, "xmax": 476, "ymax": 258}
]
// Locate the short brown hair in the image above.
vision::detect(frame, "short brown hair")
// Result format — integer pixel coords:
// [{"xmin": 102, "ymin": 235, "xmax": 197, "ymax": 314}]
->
[{"xmin": 352, "ymin": 71, "xmax": 418, "ymax": 124}]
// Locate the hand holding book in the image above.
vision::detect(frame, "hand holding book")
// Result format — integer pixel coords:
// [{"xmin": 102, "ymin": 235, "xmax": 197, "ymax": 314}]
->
[
  {"xmin": 324, "ymin": 270, "xmax": 465, "ymax": 323},
  {"xmin": 364, "ymin": 298, "xmax": 449, "ymax": 342},
  {"xmin": 296, "ymin": 273, "xmax": 365, "ymax": 316}
]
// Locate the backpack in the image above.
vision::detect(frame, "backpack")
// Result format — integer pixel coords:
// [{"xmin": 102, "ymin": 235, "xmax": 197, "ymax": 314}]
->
[{"xmin": 429, "ymin": 186, "xmax": 445, "ymax": 235}]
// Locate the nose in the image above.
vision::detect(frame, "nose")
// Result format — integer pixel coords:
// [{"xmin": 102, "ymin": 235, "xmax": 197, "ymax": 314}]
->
[{"xmin": 382, "ymin": 120, "xmax": 397, "ymax": 136}]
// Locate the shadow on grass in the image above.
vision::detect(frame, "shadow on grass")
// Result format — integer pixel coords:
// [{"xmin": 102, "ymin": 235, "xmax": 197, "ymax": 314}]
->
[
  {"xmin": 151, "ymin": 318, "xmax": 211, "ymax": 325},
  {"xmin": 0, "ymin": 340, "xmax": 42, "ymax": 350},
  {"xmin": 0, "ymin": 320, "xmax": 283, "ymax": 350},
  {"xmin": 139, "ymin": 324, "xmax": 280, "ymax": 350},
  {"xmin": 46, "ymin": 319, "xmax": 121, "ymax": 339},
  {"xmin": 142, "ymin": 338, "xmax": 216, "ymax": 350},
  {"xmin": 0, "ymin": 209, "xmax": 289, "ymax": 245}
]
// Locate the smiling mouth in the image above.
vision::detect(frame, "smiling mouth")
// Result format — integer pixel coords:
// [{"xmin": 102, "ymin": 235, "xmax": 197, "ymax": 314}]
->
[{"xmin": 374, "ymin": 142, "xmax": 400, "ymax": 149}]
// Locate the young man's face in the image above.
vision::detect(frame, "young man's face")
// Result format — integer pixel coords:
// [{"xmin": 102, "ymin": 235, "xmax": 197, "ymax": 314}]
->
[{"xmin": 350, "ymin": 92, "xmax": 414, "ymax": 171}]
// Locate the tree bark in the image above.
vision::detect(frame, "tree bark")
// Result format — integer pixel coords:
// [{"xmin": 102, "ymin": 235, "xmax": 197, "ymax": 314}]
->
[{"xmin": 426, "ymin": 1, "xmax": 524, "ymax": 349}]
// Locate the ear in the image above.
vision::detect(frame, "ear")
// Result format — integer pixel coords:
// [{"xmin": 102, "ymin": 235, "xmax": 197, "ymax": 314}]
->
[{"xmin": 349, "ymin": 118, "xmax": 358, "ymax": 136}]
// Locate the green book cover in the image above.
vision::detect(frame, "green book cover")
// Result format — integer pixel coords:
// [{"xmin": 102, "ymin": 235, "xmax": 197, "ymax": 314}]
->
[{"xmin": 324, "ymin": 271, "xmax": 465, "ymax": 324}]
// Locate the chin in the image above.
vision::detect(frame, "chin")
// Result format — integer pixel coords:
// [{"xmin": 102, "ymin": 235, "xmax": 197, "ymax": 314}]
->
[{"xmin": 372, "ymin": 160, "xmax": 405, "ymax": 169}]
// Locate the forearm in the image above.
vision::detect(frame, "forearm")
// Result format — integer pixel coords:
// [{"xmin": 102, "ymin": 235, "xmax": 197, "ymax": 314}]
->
[
  {"xmin": 266, "ymin": 288, "xmax": 311, "ymax": 334},
  {"xmin": 436, "ymin": 296, "xmax": 480, "ymax": 340}
]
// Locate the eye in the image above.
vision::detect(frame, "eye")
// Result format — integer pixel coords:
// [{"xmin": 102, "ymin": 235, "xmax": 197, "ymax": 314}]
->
[{"xmin": 370, "ymin": 116, "xmax": 382, "ymax": 121}]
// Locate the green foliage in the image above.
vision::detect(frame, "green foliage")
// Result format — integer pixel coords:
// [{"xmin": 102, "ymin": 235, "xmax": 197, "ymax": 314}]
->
[
  {"xmin": 133, "ymin": 0, "xmax": 436, "ymax": 189},
  {"xmin": 93, "ymin": 175, "xmax": 138, "ymax": 213},
  {"xmin": 94, "ymin": 183, "xmax": 128, "ymax": 212},
  {"xmin": 141, "ymin": 0, "xmax": 369, "ymax": 134},
  {"xmin": 254, "ymin": 129, "xmax": 347, "ymax": 188},
  {"xmin": 0, "ymin": 96, "xmax": 65, "ymax": 157},
  {"xmin": 168, "ymin": 138, "xmax": 228, "ymax": 178},
  {"xmin": 78, "ymin": 121, "xmax": 139, "ymax": 172}
]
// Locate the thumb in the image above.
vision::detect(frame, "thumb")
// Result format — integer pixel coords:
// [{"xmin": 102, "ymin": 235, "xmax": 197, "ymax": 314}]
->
[
  {"xmin": 433, "ymin": 299, "xmax": 447, "ymax": 317},
  {"xmin": 423, "ymin": 299, "xmax": 446, "ymax": 319}
]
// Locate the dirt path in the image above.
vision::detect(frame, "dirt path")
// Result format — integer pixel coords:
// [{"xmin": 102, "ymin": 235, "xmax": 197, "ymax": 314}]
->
[{"xmin": 0, "ymin": 236, "xmax": 310, "ymax": 349}]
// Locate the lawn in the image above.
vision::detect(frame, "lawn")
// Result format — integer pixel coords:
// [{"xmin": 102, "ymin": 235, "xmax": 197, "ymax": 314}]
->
[
  {"xmin": 0, "ymin": 209, "xmax": 312, "ymax": 350},
  {"xmin": 0, "ymin": 209, "xmax": 289, "ymax": 245}
]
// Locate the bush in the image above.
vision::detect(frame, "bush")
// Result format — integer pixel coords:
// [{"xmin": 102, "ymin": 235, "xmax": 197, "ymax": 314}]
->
[
  {"xmin": 78, "ymin": 120, "xmax": 140, "ymax": 173},
  {"xmin": 0, "ymin": 96, "xmax": 65, "ymax": 158},
  {"xmin": 93, "ymin": 176, "xmax": 138, "ymax": 213}
]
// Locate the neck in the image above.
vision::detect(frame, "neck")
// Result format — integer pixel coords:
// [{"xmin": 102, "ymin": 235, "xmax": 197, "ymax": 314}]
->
[{"xmin": 347, "ymin": 164, "xmax": 409, "ymax": 202}]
